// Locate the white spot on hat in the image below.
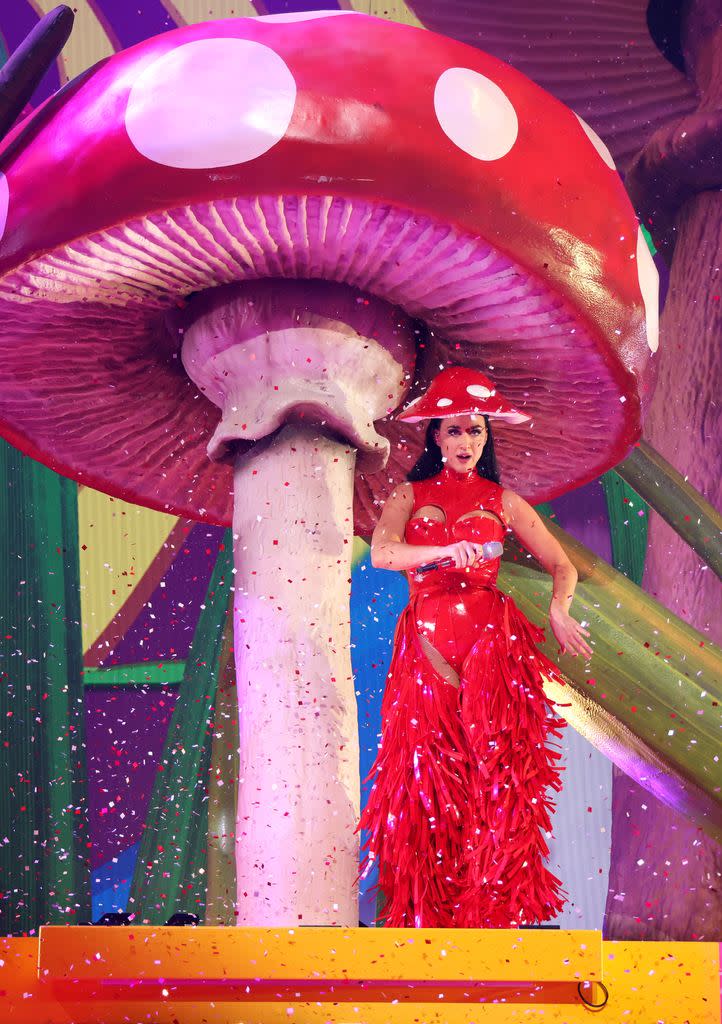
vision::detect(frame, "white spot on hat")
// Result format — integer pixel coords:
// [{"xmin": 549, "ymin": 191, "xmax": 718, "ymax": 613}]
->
[
  {"xmin": 636, "ymin": 226, "xmax": 659, "ymax": 353},
  {"xmin": 466, "ymin": 384, "xmax": 493, "ymax": 399},
  {"xmin": 574, "ymin": 113, "xmax": 615, "ymax": 170},
  {"xmin": 0, "ymin": 173, "xmax": 8, "ymax": 242},
  {"xmin": 258, "ymin": 11, "xmax": 356, "ymax": 21},
  {"xmin": 434, "ymin": 68, "xmax": 518, "ymax": 162},
  {"xmin": 436, "ymin": 397, "xmax": 453, "ymax": 407},
  {"xmin": 125, "ymin": 38, "xmax": 296, "ymax": 169}
]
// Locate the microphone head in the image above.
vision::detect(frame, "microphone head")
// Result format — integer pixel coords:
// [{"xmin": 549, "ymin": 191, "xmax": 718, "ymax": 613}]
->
[{"xmin": 482, "ymin": 540, "xmax": 504, "ymax": 559}]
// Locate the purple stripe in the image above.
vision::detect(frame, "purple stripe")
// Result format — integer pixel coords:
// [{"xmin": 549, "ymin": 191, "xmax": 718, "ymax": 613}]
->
[
  {"xmin": 100, "ymin": 523, "xmax": 225, "ymax": 665},
  {"xmin": 86, "ymin": 0, "xmax": 178, "ymax": 51},
  {"xmin": 85, "ymin": 685, "xmax": 180, "ymax": 867},
  {"xmin": 93, "ymin": 977, "xmax": 560, "ymax": 992},
  {"xmin": 0, "ymin": 1, "xmax": 61, "ymax": 105},
  {"xmin": 550, "ymin": 479, "xmax": 612, "ymax": 564},
  {"xmin": 656, "ymin": 251, "xmax": 669, "ymax": 312},
  {"xmin": 260, "ymin": 1, "xmax": 342, "ymax": 13}
]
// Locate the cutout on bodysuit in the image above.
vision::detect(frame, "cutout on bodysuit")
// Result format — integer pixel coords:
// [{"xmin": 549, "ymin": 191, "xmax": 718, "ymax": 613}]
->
[
  {"xmin": 418, "ymin": 633, "xmax": 460, "ymax": 690},
  {"xmin": 456, "ymin": 509, "xmax": 505, "ymax": 528},
  {"xmin": 410, "ymin": 504, "xmax": 446, "ymax": 524},
  {"xmin": 409, "ymin": 507, "xmax": 498, "ymax": 690}
]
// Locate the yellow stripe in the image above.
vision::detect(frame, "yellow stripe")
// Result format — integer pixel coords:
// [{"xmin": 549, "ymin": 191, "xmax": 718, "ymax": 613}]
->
[
  {"xmin": 26, "ymin": 0, "xmax": 115, "ymax": 83},
  {"xmin": 78, "ymin": 486, "xmax": 177, "ymax": 653},
  {"xmin": 164, "ymin": 0, "xmax": 258, "ymax": 24},
  {"xmin": 352, "ymin": 535, "xmax": 370, "ymax": 567},
  {"xmin": 340, "ymin": 0, "xmax": 426, "ymax": 29},
  {"xmin": 23, "ymin": 0, "xmax": 424, "ymax": 90}
]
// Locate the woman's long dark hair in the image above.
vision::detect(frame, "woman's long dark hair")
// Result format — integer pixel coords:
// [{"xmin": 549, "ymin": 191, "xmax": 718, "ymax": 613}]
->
[{"xmin": 406, "ymin": 416, "xmax": 501, "ymax": 484}]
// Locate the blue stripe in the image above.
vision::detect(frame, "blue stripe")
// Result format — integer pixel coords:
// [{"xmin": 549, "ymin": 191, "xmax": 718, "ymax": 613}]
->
[{"xmin": 91, "ymin": 842, "xmax": 140, "ymax": 920}]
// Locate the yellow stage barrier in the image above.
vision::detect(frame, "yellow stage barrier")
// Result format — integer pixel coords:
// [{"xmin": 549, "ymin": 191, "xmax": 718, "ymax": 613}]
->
[{"xmin": 1, "ymin": 927, "xmax": 718, "ymax": 1022}]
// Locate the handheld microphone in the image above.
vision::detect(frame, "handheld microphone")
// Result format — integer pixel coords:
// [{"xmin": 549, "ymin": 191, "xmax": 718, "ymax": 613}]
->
[{"xmin": 414, "ymin": 540, "xmax": 504, "ymax": 574}]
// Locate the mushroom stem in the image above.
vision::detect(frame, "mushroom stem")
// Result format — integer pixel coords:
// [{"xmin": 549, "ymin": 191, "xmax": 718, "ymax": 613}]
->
[
  {"xmin": 232, "ymin": 423, "xmax": 359, "ymax": 926},
  {"xmin": 176, "ymin": 279, "xmax": 416, "ymax": 924}
]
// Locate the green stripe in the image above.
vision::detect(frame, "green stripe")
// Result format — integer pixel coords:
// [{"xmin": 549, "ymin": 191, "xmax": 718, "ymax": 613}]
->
[
  {"xmin": 615, "ymin": 440, "xmax": 721, "ymax": 581},
  {"xmin": 127, "ymin": 535, "xmax": 233, "ymax": 923},
  {"xmin": 640, "ymin": 223, "xmax": 657, "ymax": 257},
  {"xmin": 82, "ymin": 661, "xmax": 187, "ymax": 686},
  {"xmin": 0, "ymin": 441, "xmax": 90, "ymax": 933},
  {"xmin": 601, "ymin": 470, "xmax": 649, "ymax": 585}
]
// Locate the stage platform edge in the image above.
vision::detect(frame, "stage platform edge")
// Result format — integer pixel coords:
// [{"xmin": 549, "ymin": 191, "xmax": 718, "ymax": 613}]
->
[{"xmin": 0, "ymin": 926, "xmax": 717, "ymax": 1022}]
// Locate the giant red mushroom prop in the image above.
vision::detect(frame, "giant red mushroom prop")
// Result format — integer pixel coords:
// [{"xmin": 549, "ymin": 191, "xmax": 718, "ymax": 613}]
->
[{"xmin": 0, "ymin": 12, "xmax": 657, "ymax": 925}]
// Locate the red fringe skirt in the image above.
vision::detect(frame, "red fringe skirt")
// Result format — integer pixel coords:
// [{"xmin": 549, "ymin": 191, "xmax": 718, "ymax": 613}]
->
[{"xmin": 356, "ymin": 585, "xmax": 569, "ymax": 928}]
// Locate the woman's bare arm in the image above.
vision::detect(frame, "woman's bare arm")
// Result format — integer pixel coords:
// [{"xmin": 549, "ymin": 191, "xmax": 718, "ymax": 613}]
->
[
  {"xmin": 370, "ymin": 483, "xmax": 446, "ymax": 570},
  {"xmin": 502, "ymin": 489, "xmax": 592, "ymax": 658},
  {"xmin": 370, "ymin": 483, "xmax": 479, "ymax": 571}
]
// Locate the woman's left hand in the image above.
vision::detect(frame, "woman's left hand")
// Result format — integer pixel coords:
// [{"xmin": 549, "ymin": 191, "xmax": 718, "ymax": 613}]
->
[{"xmin": 549, "ymin": 604, "xmax": 593, "ymax": 659}]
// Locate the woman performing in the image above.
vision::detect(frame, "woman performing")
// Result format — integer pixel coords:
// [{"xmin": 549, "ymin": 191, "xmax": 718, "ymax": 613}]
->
[{"xmin": 357, "ymin": 366, "xmax": 593, "ymax": 929}]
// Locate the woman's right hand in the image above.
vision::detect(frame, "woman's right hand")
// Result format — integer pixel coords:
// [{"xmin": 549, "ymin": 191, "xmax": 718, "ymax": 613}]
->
[{"xmin": 443, "ymin": 540, "xmax": 482, "ymax": 568}]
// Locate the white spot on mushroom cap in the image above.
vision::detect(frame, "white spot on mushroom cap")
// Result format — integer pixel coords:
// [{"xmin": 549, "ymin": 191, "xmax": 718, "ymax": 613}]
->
[
  {"xmin": 436, "ymin": 398, "xmax": 453, "ymax": 407},
  {"xmin": 574, "ymin": 113, "xmax": 616, "ymax": 170},
  {"xmin": 0, "ymin": 173, "xmax": 8, "ymax": 243},
  {"xmin": 125, "ymin": 38, "xmax": 296, "ymax": 170},
  {"xmin": 434, "ymin": 68, "xmax": 518, "ymax": 162},
  {"xmin": 258, "ymin": 11, "xmax": 357, "ymax": 21},
  {"xmin": 466, "ymin": 384, "xmax": 493, "ymax": 398},
  {"xmin": 636, "ymin": 226, "xmax": 659, "ymax": 353}
]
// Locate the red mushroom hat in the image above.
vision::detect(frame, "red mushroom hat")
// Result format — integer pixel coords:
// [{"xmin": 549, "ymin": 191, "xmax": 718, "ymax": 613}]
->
[
  {"xmin": 0, "ymin": 11, "xmax": 659, "ymax": 532},
  {"xmin": 397, "ymin": 366, "xmax": 529, "ymax": 424}
]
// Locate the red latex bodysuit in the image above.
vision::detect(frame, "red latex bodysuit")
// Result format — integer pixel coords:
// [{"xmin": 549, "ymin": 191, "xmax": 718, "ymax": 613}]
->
[{"xmin": 356, "ymin": 466, "xmax": 569, "ymax": 928}]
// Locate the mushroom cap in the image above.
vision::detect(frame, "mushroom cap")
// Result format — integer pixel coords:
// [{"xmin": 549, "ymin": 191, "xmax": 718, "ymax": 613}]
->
[{"xmin": 0, "ymin": 12, "xmax": 657, "ymax": 531}]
